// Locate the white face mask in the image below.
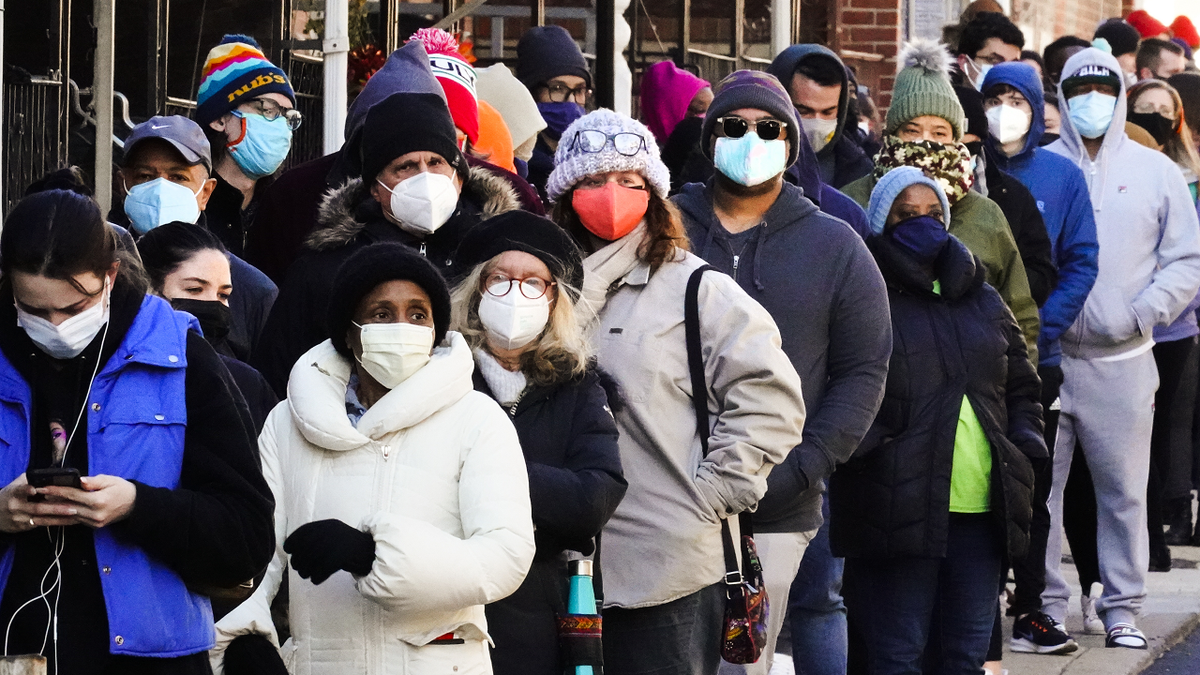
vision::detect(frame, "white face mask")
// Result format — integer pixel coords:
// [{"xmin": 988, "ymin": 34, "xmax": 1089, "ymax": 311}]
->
[
  {"xmin": 986, "ymin": 104, "xmax": 1032, "ymax": 147},
  {"xmin": 477, "ymin": 288, "xmax": 550, "ymax": 351},
  {"xmin": 16, "ymin": 277, "xmax": 111, "ymax": 360},
  {"xmin": 803, "ymin": 117, "xmax": 839, "ymax": 153},
  {"xmin": 353, "ymin": 321, "xmax": 435, "ymax": 389},
  {"xmin": 377, "ymin": 172, "xmax": 460, "ymax": 236}
]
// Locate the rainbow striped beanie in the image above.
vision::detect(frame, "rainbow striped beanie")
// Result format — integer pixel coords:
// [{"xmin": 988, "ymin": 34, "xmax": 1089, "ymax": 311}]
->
[{"xmin": 196, "ymin": 35, "xmax": 295, "ymax": 126}]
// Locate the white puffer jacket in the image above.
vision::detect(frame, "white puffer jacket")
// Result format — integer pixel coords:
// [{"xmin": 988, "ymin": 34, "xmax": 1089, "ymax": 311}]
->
[{"xmin": 213, "ymin": 333, "xmax": 535, "ymax": 675}]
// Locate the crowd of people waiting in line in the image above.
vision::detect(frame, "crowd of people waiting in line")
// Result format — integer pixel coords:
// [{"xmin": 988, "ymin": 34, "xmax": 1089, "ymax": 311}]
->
[{"xmin": 0, "ymin": 3, "xmax": 1199, "ymax": 675}]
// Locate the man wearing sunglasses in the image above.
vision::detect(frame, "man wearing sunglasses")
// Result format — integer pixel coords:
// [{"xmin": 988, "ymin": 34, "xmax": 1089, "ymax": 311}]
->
[
  {"xmin": 194, "ymin": 34, "xmax": 299, "ymax": 258},
  {"xmin": 673, "ymin": 70, "xmax": 892, "ymax": 675},
  {"xmin": 517, "ymin": 25, "xmax": 594, "ymax": 203}
]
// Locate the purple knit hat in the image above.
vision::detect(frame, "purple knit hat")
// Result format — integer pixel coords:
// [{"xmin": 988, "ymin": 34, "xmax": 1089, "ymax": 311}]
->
[{"xmin": 700, "ymin": 70, "xmax": 801, "ymax": 167}]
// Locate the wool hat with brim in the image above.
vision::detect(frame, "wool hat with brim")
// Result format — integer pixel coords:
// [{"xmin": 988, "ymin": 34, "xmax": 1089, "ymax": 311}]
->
[
  {"xmin": 453, "ymin": 210, "xmax": 585, "ymax": 294},
  {"xmin": 866, "ymin": 166, "xmax": 952, "ymax": 235},
  {"xmin": 516, "ymin": 25, "xmax": 592, "ymax": 89},
  {"xmin": 360, "ymin": 92, "xmax": 468, "ymax": 183},
  {"xmin": 886, "ymin": 40, "xmax": 967, "ymax": 141},
  {"xmin": 1062, "ymin": 63, "xmax": 1120, "ymax": 97},
  {"xmin": 701, "ymin": 69, "xmax": 801, "ymax": 167},
  {"xmin": 196, "ymin": 34, "xmax": 295, "ymax": 127},
  {"xmin": 545, "ymin": 109, "xmax": 670, "ymax": 203},
  {"xmin": 328, "ymin": 243, "xmax": 452, "ymax": 356}
]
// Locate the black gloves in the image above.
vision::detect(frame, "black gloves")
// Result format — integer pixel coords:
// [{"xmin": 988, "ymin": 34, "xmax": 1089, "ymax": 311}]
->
[
  {"xmin": 284, "ymin": 519, "xmax": 376, "ymax": 584},
  {"xmin": 224, "ymin": 634, "xmax": 288, "ymax": 675}
]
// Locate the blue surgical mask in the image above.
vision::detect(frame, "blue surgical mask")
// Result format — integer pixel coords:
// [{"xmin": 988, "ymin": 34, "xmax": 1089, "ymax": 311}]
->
[
  {"xmin": 972, "ymin": 62, "xmax": 993, "ymax": 91},
  {"xmin": 536, "ymin": 102, "xmax": 586, "ymax": 141},
  {"xmin": 227, "ymin": 111, "xmax": 293, "ymax": 179},
  {"xmin": 123, "ymin": 177, "xmax": 202, "ymax": 235},
  {"xmin": 713, "ymin": 133, "xmax": 788, "ymax": 187},
  {"xmin": 1067, "ymin": 91, "xmax": 1117, "ymax": 140}
]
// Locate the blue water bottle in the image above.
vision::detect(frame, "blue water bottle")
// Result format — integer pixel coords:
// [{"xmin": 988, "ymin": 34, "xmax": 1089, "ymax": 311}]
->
[{"xmin": 567, "ymin": 559, "xmax": 598, "ymax": 675}]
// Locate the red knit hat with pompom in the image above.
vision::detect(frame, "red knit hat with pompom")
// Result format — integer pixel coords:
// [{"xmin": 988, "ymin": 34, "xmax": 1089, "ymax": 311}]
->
[
  {"xmin": 1127, "ymin": 9, "xmax": 1170, "ymax": 39},
  {"xmin": 408, "ymin": 28, "xmax": 479, "ymax": 144},
  {"xmin": 1171, "ymin": 16, "xmax": 1200, "ymax": 49}
]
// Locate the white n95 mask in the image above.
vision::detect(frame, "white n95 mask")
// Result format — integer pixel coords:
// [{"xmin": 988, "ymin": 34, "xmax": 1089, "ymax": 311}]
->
[
  {"xmin": 477, "ymin": 290, "xmax": 550, "ymax": 351},
  {"xmin": 353, "ymin": 322, "xmax": 435, "ymax": 389},
  {"xmin": 378, "ymin": 172, "xmax": 460, "ymax": 236},
  {"xmin": 17, "ymin": 277, "xmax": 111, "ymax": 360}
]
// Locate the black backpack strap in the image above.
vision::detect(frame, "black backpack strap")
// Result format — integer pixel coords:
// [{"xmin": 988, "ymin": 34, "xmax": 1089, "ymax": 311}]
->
[{"xmin": 684, "ymin": 265, "xmax": 743, "ymax": 585}]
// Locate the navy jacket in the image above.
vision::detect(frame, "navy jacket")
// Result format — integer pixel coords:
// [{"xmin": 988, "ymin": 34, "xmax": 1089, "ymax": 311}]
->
[
  {"xmin": 982, "ymin": 62, "xmax": 1099, "ymax": 367},
  {"xmin": 830, "ymin": 235, "xmax": 1043, "ymax": 560},
  {"xmin": 674, "ymin": 181, "xmax": 892, "ymax": 533}
]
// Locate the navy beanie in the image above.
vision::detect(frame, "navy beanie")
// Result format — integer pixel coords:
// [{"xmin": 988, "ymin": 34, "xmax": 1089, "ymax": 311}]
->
[
  {"xmin": 1094, "ymin": 20, "xmax": 1141, "ymax": 58},
  {"xmin": 328, "ymin": 243, "xmax": 452, "ymax": 356},
  {"xmin": 516, "ymin": 26, "xmax": 592, "ymax": 90}
]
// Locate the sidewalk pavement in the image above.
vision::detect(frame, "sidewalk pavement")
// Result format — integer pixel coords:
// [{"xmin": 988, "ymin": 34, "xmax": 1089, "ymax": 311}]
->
[{"xmin": 1002, "ymin": 544, "xmax": 1200, "ymax": 675}]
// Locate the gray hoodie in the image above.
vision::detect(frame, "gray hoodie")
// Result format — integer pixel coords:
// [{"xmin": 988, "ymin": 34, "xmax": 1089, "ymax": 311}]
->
[{"xmin": 1047, "ymin": 48, "xmax": 1200, "ymax": 359}]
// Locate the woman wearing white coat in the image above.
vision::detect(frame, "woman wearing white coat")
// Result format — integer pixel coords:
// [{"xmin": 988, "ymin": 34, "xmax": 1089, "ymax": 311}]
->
[{"xmin": 213, "ymin": 242, "xmax": 536, "ymax": 675}]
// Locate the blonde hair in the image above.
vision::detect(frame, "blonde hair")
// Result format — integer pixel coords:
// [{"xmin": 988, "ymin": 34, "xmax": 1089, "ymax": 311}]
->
[
  {"xmin": 450, "ymin": 256, "xmax": 592, "ymax": 387},
  {"xmin": 1128, "ymin": 79, "xmax": 1200, "ymax": 179}
]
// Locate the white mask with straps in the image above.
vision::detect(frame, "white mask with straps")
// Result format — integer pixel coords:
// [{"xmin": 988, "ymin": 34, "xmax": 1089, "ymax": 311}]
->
[
  {"xmin": 986, "ymin": 104, "xmax": 1032, "ymax": 146},
  {"xmin": 378, "ymin": 172, "xmax": 460, "ymax": 236},
  {"xmin": 477, "ymin": 290, "xmax": 550, "ymax": 351},
  {"xmin": 353, "ymin": 322, "xmax": 434, "ymax": 389},
  {"xmin": 16, "ymin": 277, "xmax": 111, "ymax": 360}
]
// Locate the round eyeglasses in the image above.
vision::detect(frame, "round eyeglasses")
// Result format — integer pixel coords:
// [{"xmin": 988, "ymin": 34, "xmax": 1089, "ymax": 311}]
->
[
  {"xmin": 238, "ymin": 98, "xmax": 304, "ymax": 131},
  {"xmin": 573, "ymin": 130, "xmax": 648, "ymax": 156},
  {"xmin": 484, "ymin": 274, "xmax": 556, "ymax": 300}
]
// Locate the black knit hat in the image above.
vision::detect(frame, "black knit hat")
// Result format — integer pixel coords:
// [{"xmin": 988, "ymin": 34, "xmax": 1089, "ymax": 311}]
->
[
  {"xmin": 954, "ymin": 85, "xmax": 988, "ymax": 140},
  {"xmin": 360, "ymin": 92, "xmax": 468, "ymax": 183},
  {"xmin": 1094, "ymin": 19, "xmax": 1141, "ymax": 58},
  {"xmin": 328, "ymin": 243, "xmax": 452, "ymax": 356},
  {"xmin": 453, "ymin": 211, "xmax": 585, "ymax": 294},
  {"xmin": 516, "ymin": 26, "xmax": 592, "ymax": 90}
]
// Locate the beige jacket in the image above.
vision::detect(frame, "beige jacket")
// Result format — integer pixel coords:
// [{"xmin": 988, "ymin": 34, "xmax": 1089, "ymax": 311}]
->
[{"xmin": 583, "ymin": 228, "xmax": 807, "ymax": 608}]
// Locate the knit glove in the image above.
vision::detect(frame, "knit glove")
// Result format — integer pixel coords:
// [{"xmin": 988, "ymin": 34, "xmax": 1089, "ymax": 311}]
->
[
  {"xmin": 284, "ymin": 519, "xmax": 376, "ymax": 584},
  {"xmin": 223, "ymin": 634, "xmax": 288, "ymax": 675}
]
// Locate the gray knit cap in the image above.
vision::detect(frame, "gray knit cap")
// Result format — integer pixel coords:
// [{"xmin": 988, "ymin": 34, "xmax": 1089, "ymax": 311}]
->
[
  {"xmin": 701, "ymin": 69, "xmax": 801, "ymax": 167},
  {"xmin": 885, "ymin": 40, "xmax": 967, "ymax": 141},
  {"xmin": 545, "ymin": 109, "xmax": 671, "ymax": 203}
]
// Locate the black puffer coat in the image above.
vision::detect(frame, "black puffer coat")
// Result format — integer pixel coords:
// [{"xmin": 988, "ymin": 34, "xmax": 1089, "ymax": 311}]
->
[
  {"xmin": 477, "ymin": 366, "xmax": 626, "ymax": 675},
  {"xmin": 829, "ymin": 234, "xmax": 1044, "ymax": 561}
]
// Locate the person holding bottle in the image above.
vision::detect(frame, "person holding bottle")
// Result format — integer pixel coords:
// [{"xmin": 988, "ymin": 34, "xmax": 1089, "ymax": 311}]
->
[{"xmin": 450, "ymin": 211, "xmax": 627, "ymax": 674}]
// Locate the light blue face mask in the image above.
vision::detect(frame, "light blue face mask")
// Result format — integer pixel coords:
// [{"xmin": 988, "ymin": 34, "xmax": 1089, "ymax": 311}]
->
[
  {"xmin": 1067, "ymin": 91, "xmax": 1117, "ymax": 140},
  {"xmin": 227, "ymin": 111, "xmax": 293, "ymax": 179},
  {"xmin": 713, "ymin": 133, "xmax": 788, "ymax": 187},
  {"xmin": 123, "ymin": 177, "xmax": 202, "ymax": 235}
]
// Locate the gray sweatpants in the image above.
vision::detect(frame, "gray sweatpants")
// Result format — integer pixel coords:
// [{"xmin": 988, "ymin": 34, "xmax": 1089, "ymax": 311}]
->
[{"xmin": 1042, "ymin": 351, "xmax": 1158, "ymax": 628}]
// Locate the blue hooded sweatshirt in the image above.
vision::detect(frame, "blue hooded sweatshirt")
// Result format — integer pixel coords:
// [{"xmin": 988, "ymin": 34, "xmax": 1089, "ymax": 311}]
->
[{"xmin": 981, "ymin": 62, "xmax": 1099, "ymax": 367}]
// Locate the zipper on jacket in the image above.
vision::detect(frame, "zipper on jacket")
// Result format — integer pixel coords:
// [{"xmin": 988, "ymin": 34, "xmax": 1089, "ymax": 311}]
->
[
  {"xmin": 732, "ymin": 255, "xmax": 740, "ymax": 280},
  {"xmin": 419, "ymin": 242, "xmax": 427, "ymax": 257}
]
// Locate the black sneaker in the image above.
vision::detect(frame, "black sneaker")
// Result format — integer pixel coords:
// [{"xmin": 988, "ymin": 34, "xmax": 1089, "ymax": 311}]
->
[{"xmin": 1010, "ymin": 611, "xmax": 1079, "ymax": 654}]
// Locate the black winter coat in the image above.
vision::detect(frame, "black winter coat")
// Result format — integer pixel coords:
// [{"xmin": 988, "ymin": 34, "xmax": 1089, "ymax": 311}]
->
[
  {"xmin": 250, "ymin": 167, "xmax": 522, "ymax": 395},
  {"xmin": 984, "ymin": 151, "xmax": 1057, "ymax": 307},
  {"xmin": 478, "ymin": 366, "xmax": 626, "ymax": 675},
  {"xmin": 829, "ymin": 235, "xmax": 1044, "ymax": 562}
]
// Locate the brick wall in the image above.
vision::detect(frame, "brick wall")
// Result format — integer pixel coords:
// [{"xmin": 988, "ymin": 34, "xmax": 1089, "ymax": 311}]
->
[
  {"xmin": 831, "ymin": 0, "xmax": 902, "ymax": 109},
  {"xmin": 1010, "ymin": 0, "xmax": 1125, "ymax": 52}
]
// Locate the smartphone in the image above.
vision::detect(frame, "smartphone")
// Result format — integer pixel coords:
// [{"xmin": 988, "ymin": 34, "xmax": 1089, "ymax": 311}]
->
[{"xmin": 27, "ymin": 467, "xmax": 83, "ymax": 491}]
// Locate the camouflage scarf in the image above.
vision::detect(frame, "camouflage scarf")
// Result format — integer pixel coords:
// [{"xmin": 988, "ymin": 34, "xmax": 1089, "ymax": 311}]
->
[{"xmin": 873, "ymin": 136, "xmax": 974, "ymax": 205}]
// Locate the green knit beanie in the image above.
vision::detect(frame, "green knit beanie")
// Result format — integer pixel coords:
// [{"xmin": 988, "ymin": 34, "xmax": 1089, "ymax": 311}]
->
[{"xmin": 885, "ymin": 40, "xmax": 966, "ymax": 140}]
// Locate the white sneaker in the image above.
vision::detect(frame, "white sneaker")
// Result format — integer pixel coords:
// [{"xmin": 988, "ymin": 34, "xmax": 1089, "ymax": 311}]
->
[
  {"xmin": 1081, "ymin": 593, "xmax": 1105, "ymax": 635},
  {"xmin": 768, "ymin": 653, "xmax": 795, "ymax": 675}
]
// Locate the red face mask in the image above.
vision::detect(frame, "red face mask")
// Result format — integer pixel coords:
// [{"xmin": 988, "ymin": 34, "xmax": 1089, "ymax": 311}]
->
[{"xmin": 571, "ymin": 183, "xmax": 651, "ymax": 241}]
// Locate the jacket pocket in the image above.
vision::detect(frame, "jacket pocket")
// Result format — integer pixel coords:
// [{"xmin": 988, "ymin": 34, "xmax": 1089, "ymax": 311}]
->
[
  {"xmin": 404, "ymin": 638, "xmax": 490, "ymax": 674},
  {"xmin": 1077, "ymin": 283, "xmax": 1142, "ymax": 346}
]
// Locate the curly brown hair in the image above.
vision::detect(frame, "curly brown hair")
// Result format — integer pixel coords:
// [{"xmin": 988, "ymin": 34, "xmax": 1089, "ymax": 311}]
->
[{"xmin": 552, "ymin": 185, "xmax": 690, "ymax": 268}]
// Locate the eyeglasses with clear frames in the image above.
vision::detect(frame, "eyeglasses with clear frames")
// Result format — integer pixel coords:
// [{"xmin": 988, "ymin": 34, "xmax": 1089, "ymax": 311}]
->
[
  {"xmin": 484, "ymin": 274, "xmax": 556, "ymax": 300},
  {"xmin": 239, "ymin": 98, "xmax": 304, "ymax": 130},
  {"xmin": 573, "ymin": 130, "xmax": 648, "ymax": 156}
]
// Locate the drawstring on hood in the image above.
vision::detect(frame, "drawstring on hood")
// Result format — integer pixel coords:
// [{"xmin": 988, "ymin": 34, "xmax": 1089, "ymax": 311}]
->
[{"xmin": 1050, "ymin": 48, "xmax": 1128, "ymax": 215}]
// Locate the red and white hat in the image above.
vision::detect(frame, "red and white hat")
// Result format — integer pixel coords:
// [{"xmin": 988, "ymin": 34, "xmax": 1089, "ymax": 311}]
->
[{"xmin": 409, "ymin": 28, "xmax": 479, "ymax": 145}]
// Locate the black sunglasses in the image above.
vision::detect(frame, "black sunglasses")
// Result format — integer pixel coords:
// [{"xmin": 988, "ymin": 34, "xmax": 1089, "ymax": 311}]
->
[{"xmin": 716, "ymin": 116, "xmax": 787, "ymax": 141}]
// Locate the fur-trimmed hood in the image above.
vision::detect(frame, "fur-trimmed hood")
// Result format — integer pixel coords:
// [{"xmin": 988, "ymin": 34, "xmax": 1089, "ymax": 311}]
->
[{"xmin": 306, "ymin": 165, "xmax": 522, "ymax": 251}]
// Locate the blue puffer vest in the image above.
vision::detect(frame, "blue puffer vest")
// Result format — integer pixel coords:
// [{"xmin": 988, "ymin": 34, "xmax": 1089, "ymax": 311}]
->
[{"xmin": 0, "ymin": 294, "xmax": 214, "ymax": 656}]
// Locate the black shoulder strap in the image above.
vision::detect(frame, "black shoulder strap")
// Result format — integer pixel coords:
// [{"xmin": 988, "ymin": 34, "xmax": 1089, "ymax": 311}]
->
[{"xmin": 684, "ymin": 265, "xmax": 748, "ymax": 583}]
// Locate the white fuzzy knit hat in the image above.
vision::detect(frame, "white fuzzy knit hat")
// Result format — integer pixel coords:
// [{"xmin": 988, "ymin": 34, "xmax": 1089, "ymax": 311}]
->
[{"xmin": 545, "ymin": 109, "xmax": 671, "ymax": 204}]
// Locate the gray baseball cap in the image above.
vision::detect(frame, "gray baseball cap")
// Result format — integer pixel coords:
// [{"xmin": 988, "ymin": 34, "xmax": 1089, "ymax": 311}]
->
[{"xmin": 123, "ymin": 115, "xmax": 212, "ymax": 172}]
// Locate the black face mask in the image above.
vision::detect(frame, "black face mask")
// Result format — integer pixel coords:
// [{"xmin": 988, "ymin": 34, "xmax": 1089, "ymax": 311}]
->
[
  {"xmin": 964, "ymin": 141, "xmax": 984, "ymax": 158},
  {"xmin": 1127, "ymin": 111, "xmax": 1176, "ymax": 147},
  {"xmin": 1038, "ymin": 132, "xmax": 1060, "ymax": 147},
  {"xmin": 170, "ymin": 298, "xmax": 232, "ymax": 344}
]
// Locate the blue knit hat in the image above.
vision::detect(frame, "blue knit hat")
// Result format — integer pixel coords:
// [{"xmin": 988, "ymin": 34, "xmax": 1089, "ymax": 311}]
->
[
  {"xmin": 866, "ymin": 166, "xmax": 952, "ymax": 235},
  {"xmin": 196, "ymin": 34, "xmax": 295, "ymax": 126}
]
